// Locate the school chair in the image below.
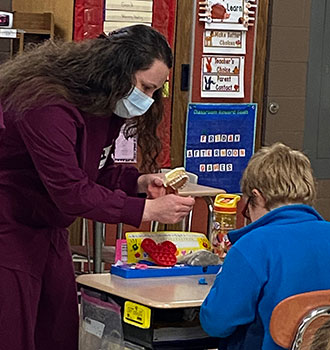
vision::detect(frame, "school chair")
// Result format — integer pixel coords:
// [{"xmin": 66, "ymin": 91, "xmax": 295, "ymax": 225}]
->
[
  {"xmin": 270, "ymin": 289, "xmax": 330, "ymax": 350},
  {"xmin": 71, "ymin": 219, "xmax": 116, "ymax": 273}
]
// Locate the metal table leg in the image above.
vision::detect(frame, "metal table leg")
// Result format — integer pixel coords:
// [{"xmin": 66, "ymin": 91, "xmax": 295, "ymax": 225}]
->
[
  {"xmin": 116, "ymin": 222, "xmax": 123, "ymax": 239},
  {"xmin": 204, "ymin": 196, "xmax": 215, "ymax": 241},
  {"xmin": 93, "ymin": 221, "xmax": 104, "ymax": 273}
]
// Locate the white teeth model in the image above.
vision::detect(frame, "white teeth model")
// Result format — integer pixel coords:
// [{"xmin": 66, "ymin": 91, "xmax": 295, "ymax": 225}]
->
[{"xmin": 164, "ymin": 167, "xmax": 189, "ymax": 191}]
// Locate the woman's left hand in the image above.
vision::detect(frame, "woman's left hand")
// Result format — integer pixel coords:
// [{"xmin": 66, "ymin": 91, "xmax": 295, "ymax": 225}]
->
[{"xmin": 137, "ymin": 174, "xmax": 166, "ymax": 199}]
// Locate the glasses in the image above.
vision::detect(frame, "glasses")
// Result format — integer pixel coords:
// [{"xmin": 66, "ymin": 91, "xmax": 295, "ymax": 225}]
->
[{"xmin": 242, "ymin": 197, "xmax": 251, "ymax": 220}]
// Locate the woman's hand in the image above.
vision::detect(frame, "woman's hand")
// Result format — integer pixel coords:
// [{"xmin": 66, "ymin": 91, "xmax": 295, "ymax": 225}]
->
[
  {"xmin": 142, "ymin": 194, "xmax": 195, "ymax": 224},
  {"xmin": 137, "ymin": 173, "xmax": 166, "ymax": 198}
]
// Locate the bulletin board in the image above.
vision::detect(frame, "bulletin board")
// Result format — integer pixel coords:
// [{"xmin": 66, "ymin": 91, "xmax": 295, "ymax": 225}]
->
[
  {"xmin": 191, "ymin": 0, "xmax": 258, "ymax": 103},
  {"xmin": 152, "ymin": 0, "xmax": 177, "ymax": 168},
  {"xmin": 184, "ymin": 103, "xmax": 257, "ymax": 193},
  {"xmin": 74, "ymin": 0, "xmax": 104, "ymax": 40},
  {"xmin": 183, "ymin": 0, "xmax": 258, "ymax": 192}
]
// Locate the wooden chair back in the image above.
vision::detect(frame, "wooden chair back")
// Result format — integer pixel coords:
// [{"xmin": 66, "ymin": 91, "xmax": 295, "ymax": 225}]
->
[{"xmin": 270, "ymin": 290, "xmax": 330, "ymax": 350}]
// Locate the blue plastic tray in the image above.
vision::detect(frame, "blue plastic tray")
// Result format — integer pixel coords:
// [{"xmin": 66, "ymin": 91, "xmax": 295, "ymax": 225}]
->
[{"xmin": 110, "ymin": 264, "xmax": 221, "ymax": 279}]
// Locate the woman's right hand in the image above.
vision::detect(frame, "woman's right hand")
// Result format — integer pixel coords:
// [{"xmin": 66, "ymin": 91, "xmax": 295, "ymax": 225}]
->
[{"xmin": 142, "ymin": 194, "xmax": 195, "ymax": 224}]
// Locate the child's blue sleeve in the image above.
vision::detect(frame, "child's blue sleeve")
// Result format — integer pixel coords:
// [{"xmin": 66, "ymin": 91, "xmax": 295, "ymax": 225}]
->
[{"xmin": 199, "ymin": 247, "xmax": 262, "ymax": 338}]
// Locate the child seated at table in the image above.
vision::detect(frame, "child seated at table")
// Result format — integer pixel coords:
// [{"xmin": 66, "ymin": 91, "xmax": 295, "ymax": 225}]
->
[{"xmin": 200, "ymin": 143, "xmax": 330, "ymax": 350}]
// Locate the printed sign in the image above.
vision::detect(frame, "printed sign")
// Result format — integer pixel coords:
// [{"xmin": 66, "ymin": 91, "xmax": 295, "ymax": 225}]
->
[
  {"xmin": 105, "ymin": 10, "xmax": 152, "ymax": 22},
  {"xmin": 199, "ymin": 0, "xmax": 257, "ymax": 31},
  {"xmin": 103, "ymin": 0, "xmax": 153, "ymax": 34},
  {"xmin": 104, "ymin": 21, "xmax": 151, "ymax": 33},
  {"xmin": 203, "ymin": 29, "xmax": 246, "ymax": 54},
  {"xmin": 124, "ymin": 301, "xmax": 151, "ymax": 329},
  {"xmin": 105, "ymin": 0, "xmax": 153, "ymax": 12},
  {"xmin": 201, "ymin": 55, "xmax": 245, "ymax": 98},
  {"xmin": 0, "ymin": 28, "xmax": 17, "ymax": 38},
  {"xmin": 184, "ymin": 103, "xmax": 257, "ymax": 193}
]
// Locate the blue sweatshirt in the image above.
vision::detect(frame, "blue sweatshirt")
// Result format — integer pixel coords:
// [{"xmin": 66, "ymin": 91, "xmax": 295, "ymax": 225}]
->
[{"xmin": 200, "ymin": 205, "xmax": 330, "ymax": 350}]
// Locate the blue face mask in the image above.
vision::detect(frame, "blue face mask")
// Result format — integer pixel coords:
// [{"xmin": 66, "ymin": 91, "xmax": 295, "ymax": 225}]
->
[{"xmin": 114, "ymin": 86, "xmax": 155, "ymax": 119}]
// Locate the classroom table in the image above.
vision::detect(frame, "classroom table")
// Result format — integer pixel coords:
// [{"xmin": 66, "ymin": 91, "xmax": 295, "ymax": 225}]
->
[
  {"xmin": 92, "ymin": 183, "xmax": 225, "ymax": 273},
  {"xmin": 77, "ymin": 273, "xmax": 220, "ymax": 349}
]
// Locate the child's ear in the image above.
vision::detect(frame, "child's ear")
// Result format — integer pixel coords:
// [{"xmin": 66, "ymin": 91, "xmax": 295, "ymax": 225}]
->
[{"xmin": 251, "ymin": 189, "xmax": 266, "ymax": 208}]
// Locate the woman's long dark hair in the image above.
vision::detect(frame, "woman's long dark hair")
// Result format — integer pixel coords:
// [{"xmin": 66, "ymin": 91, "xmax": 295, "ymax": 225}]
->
[{"xmin": 0, "ymin": 24, "xmax": 173, "ymax": 172}]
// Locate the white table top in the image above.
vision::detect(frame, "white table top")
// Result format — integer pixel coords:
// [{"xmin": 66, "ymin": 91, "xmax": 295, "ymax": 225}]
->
[
  {"xmin": 76, "ymin": 273, "xmax": 216, "ymax": 309},
  {"xmin": 178, "ymin": 182, "xmax": 225, "ymax": 197}
]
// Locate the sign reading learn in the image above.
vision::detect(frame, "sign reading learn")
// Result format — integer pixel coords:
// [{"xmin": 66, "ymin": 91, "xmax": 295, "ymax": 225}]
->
[{"xmin": 184, "ymin": 103, "xmax": 257, "ymax": 193}]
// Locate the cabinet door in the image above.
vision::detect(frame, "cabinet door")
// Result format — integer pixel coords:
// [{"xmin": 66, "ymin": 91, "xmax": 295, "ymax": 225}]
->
[{"xmin": 304, "ymin": 0, "xmax": 330, "ymax": 178}]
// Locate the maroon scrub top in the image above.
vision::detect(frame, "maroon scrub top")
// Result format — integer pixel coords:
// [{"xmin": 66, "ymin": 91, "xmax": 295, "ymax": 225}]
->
[{"xmin": 0, "ymin": 102, "xmax": 145, "ymax": 277}]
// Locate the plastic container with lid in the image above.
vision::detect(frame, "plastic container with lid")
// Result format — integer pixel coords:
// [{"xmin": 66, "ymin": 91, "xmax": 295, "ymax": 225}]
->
[{"xmin": 211, "ymin": 193, "xmax": 241, "ymax": 260}]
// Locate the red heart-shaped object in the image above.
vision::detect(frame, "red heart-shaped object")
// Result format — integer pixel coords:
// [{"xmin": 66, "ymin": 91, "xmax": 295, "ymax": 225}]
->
[{"xmin": 141, "ymin": 238, "xmax": 177, "ymax": 267}]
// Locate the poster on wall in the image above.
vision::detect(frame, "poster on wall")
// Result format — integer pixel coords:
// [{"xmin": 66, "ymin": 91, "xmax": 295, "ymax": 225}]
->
[
  {"xmin": 198, "ymin": 0, "xmax": 257, "ymax": 31},
  {"xmin": 103, "ymin": 0, "xmax": 153, "ymax": 33},
  {"xmin": 203, "ymin": 29, "xmax": 246, "ymax": 54},
  {"xmin": 184, "ymin": 103, "xmax": 257, "ymax": 193},
  {"xmin": 201, "ymin": 55, "xmax": 245, "ymax": 98}
]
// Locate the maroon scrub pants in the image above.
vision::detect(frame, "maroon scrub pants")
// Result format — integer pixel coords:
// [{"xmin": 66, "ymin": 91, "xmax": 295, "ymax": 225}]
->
[{"xmin": 0, "ymin": 236, "xmax": 79, "ymax": 350}]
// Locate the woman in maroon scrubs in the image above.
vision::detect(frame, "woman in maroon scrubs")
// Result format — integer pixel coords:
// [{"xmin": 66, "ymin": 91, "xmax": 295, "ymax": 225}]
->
[{"xmin": 0, "ymin": 25, "xmax": 195, "ymax": 350}]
